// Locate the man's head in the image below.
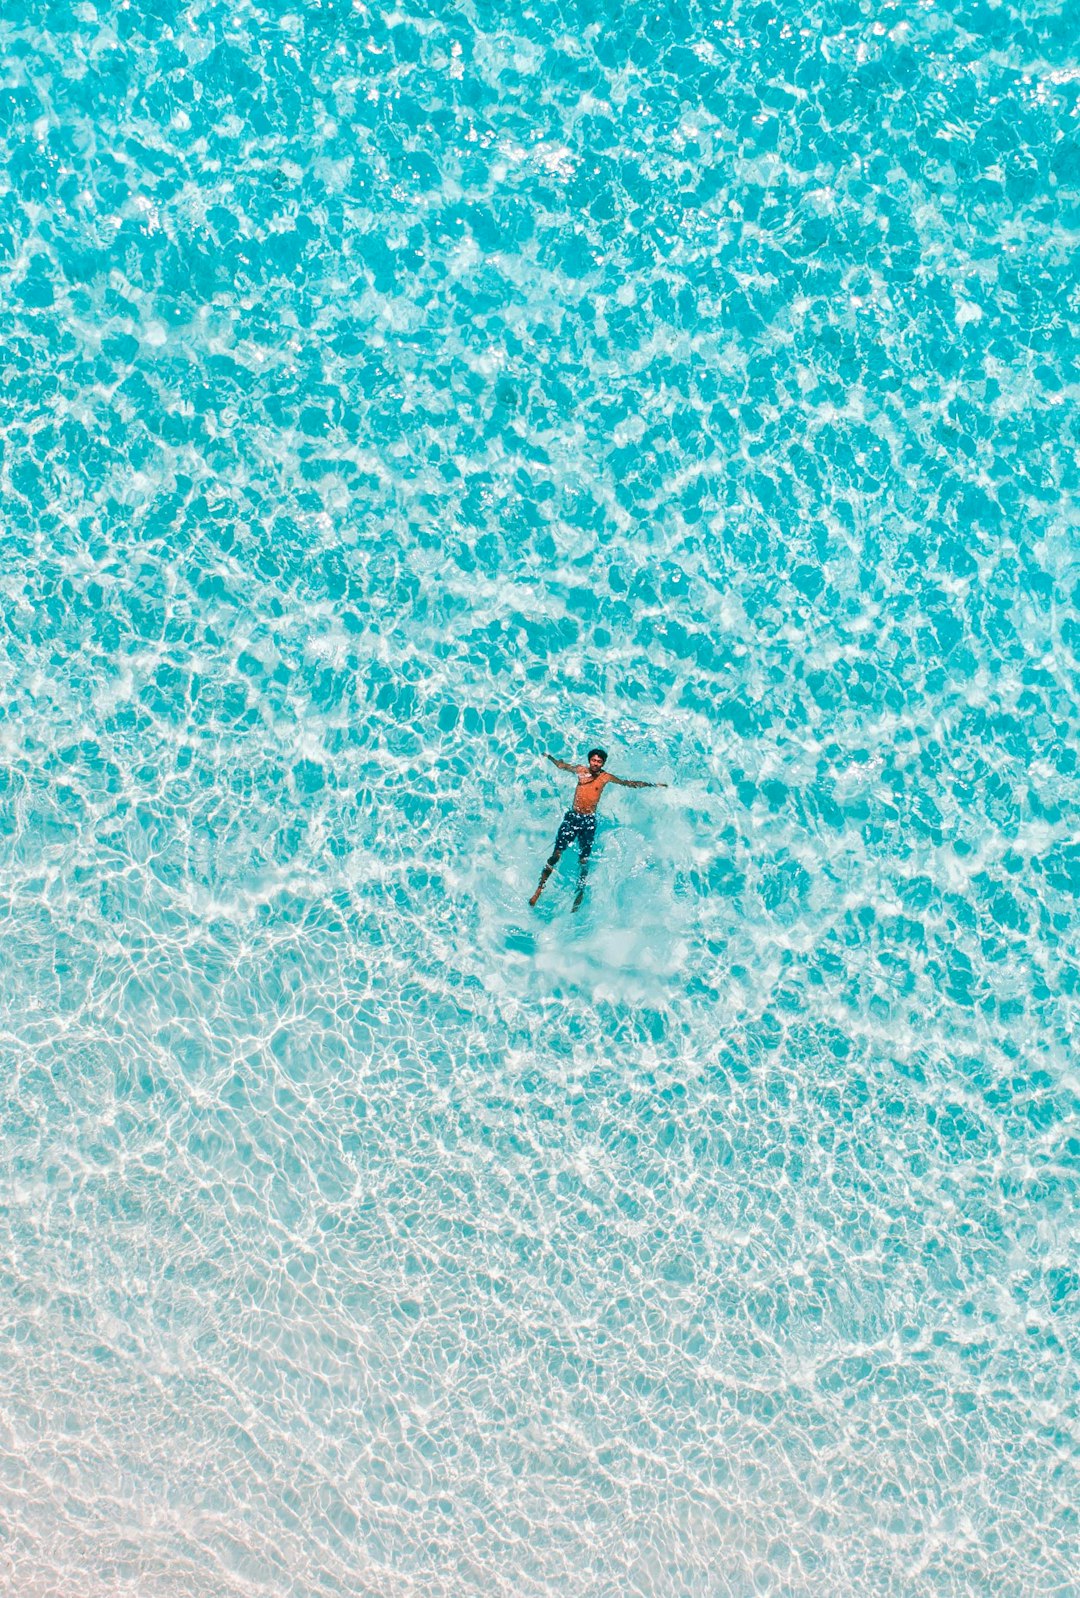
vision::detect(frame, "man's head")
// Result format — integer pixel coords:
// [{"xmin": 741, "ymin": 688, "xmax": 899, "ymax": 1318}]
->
[{"xmin": 587, "ymin": 748, "xmax": 607, "ymax": 772}]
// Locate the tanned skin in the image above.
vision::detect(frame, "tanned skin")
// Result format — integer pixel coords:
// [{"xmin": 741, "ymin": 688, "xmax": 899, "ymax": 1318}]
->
[{"xmin": 530, "ymin": 751, "xmax": 668, "ymax": 910}]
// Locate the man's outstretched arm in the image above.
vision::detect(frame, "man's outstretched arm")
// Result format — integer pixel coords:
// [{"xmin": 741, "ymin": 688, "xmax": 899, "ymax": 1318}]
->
[
  {"xmin": 545, "ymin": 754, "xmax": 581, "ymax": 772},
  {"xmin": 607, "ymin": 774, "xmax": 668, "ymax": 789}
]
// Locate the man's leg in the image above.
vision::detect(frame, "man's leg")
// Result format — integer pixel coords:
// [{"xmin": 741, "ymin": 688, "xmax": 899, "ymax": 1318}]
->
[
  {"xmin": 530, "ymin": 843, "xmax": 563, "ymax": 906},
  {"xmin": 571, "ymin": 827, "xmax": 594, "ymax": 913}
]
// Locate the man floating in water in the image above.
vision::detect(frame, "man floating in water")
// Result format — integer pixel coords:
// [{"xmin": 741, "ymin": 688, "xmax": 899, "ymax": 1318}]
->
[{"xmin": 530, "ymin": 748, "xmax": 668, "ymax": 912}]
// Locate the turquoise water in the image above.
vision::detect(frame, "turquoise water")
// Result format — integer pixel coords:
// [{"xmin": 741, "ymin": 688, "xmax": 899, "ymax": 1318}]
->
[{"xmin": 1, "ymin": 1, "xmax": 1078, "ymax": 1591}]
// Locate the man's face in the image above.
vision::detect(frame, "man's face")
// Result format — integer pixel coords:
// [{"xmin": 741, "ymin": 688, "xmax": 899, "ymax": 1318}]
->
[{"xmin": 588, "ymin": 754, "xmax": 604, "ymax": 774}]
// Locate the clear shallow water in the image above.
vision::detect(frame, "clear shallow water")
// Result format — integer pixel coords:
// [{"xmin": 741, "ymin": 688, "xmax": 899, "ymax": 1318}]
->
[{"xmin": 1, "ymin": 0, "xmax": 1078, "ymax": 1592}]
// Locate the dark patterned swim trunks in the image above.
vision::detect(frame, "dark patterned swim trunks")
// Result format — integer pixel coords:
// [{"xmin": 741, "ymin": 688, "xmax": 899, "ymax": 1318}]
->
[{"xmin": 550, "ymin": 809, "xmax": 597, "ymax": 861}]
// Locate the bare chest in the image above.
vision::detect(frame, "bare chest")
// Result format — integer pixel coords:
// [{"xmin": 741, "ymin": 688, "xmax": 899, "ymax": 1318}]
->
[{"xmin": 573, "ymin": 774, "xmax": 606, "ymax": 812}]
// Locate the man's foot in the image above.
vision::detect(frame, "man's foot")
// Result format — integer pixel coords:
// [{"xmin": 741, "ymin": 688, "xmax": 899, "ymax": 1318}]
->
[
  {"xmin": 529, "ymin": 887, "xmax": 543, "ymax": 907},
  {"xmin": 571, "ymin": 889, "xmax": 585, "ymax": 913}
]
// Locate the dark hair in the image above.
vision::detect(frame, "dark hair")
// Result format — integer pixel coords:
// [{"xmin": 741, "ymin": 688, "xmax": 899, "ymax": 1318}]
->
[{"xmin": 588, "ymin": 748, "xmax": 607, "ymax": 764}]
